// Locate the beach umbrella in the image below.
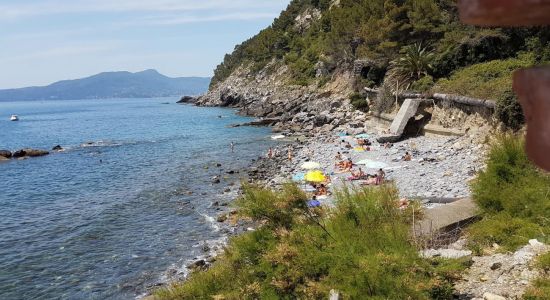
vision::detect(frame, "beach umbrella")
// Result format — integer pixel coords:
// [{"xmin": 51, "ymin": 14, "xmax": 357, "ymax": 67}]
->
[
  {"xmin": 300, "ymin": 161, "xmax": 321, "ymax": 170},
  {"xmin": 292, "ymin": 173, "xmax": 306, "ymax": 182},
  {"xmin": 337, "ymin": 132, "xmax": 348, "ymax": 137},
  {"xmin": 354, "ymin": 147, "xmax": 366, "ymax": 152},
  {"xmin": 356, "ymin": 159, "xmax": 388, "ymax": 169},
  {"xmin": 355, "ymin": 133, "xmax": 370, "ymax": 139},
  {"xmin": 305, "ymin": 170, "xmax": 326, "ymax": 183}
]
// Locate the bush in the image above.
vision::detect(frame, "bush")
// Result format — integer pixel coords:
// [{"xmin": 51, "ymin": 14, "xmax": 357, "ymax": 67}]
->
[
  {"xmin": 411, "ymin": 75, "xmax": 435, "ymax": 92},
  {"xmin": 524, "ymin": 253, "xmax": 550, "ymax": 300},
  {"xmin": 494, "ymin": 91, "xmax": 525, "ymax": 131},
  {"xmin": 524, "ymin": 278, "xmax": 550, "ymax": 300},
  {"xmin": 471, "ymin": 135, "xmax": 550, "ymax": 219},
  {"xmin": 349, "ymin": 92, "xmax": 369, "ymax": 111},
  {"xmin": 536, "ymin": 252, "xmax": 550, "ymax": 273},
  {"xmin": 468, "ymin": 135, "xmax": 550, "ymax": 252},
  {"xmin": 156, "ymin": 184, "xmax": 461, "ymax": 299},
  {"xmin": 467, "ymin": 213, "xmax": 543, "ymax": 253}
]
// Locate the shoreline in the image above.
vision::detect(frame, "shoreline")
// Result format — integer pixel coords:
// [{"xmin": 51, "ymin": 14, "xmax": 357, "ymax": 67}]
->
[{"xmin": 145, "ymin": 125, "xmax": 489, "ymax": 297}]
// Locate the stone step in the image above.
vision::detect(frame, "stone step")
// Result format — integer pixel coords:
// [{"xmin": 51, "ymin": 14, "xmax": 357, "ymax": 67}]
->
[{"xmin": 424, "ymin": 124, "xmax": 466, "ymax": 137}]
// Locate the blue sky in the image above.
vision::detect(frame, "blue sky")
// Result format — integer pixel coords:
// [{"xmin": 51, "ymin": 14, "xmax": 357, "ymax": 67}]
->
[{"xmin": 0, "ymin": 0, "xmax": 290, "ymax": 89}]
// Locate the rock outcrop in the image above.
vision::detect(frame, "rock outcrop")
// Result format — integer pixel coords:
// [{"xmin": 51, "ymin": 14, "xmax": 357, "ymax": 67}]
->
[
  {"xmin": 12, "ymin": 149, "xmax": 49, "ymax": 158},
  {"xmin": 0, "ymin": 150, "xmax": 12, "ymax": 159},
  {"xmin": 197, "ymin": 64, "xmax": 369, "ymax": 135},
  {"xmin": 454, "ymin": 239, "xmax": 550, "ymax": 299},
  {"xmin": 177, "ymin": 96, "xmax": 197, "ymax": 104}
]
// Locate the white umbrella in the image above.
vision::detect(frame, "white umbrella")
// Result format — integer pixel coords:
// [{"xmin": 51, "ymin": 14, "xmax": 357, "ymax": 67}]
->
[
  {"xmin": 356, "ymin": 159, "xmax": 388, "ymax": 169},
  {"xmin": 300, "ymin": 161, "xmax": 321, "ymax": 170}
]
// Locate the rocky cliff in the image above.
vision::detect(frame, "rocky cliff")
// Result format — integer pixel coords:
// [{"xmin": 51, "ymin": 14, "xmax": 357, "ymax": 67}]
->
[
  {"xmin": 197, "ymin": 62, "xmax": 376, "ymax": 135},
  {"xmin": 196, "ymin": 0, "xmax": 545, "ymax": 136}
]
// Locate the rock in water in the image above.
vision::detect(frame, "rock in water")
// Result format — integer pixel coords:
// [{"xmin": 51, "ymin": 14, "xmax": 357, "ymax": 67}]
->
[
  {"xmin": 12, "ymin": 150, "xmax": 27, "ymax": 158},
  {"xmin": 186, "ymin": 259, "xmax": 206, "ymax": 269},
  {"xmin": 52, "ymin": 145, "xmax": 63, "ymax": 151},
  {"xmin": 0, "ymin": 150, "xmax": 12, "ymax": 158},
  {"xmin": 12, "ymin": 149, "xmax": 49, "ymax": 158},
  {"xmin": 22, "ymin": 149, "xmax": 49, "ymax": 157},
  {"xmin": 177, "ymin": 96, "xmax": 197, "ymax": 104}
]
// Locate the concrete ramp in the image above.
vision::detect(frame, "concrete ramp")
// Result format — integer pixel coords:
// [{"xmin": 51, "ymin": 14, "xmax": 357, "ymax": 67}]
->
[
  {"xmin": 415, "ymin": 198, "xmax": 479, "ymax": 236},
  {"xmin": 377, "ymin": 99, "xmax": 421, "ymax": 143}
]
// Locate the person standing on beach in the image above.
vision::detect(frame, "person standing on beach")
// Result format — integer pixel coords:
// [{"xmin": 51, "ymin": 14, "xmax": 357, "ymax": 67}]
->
[
  {"xmin": 287, "ymin": 145, "xmax": 293, "ymax": 162},
  {"xmin": 267, "ymin": 147, "xmax": 273, "ymax": 159},
  {"xmin": 376, "ymin": 168, "xmax": 386, "ymax": 185}
]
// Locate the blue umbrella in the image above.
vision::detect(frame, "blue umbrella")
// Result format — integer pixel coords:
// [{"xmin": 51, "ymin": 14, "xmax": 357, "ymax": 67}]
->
[
  {"xmin": 292, "ymin": 173, "xmax": 306, "ymax": 182},
  {"xmin": 355, "ymin": 133, "xmax": 370, "ymax": 139}
]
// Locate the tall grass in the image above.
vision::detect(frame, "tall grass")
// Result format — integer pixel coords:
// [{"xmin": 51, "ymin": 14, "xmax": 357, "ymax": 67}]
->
[
  {"xmin": 468, "ymin": 134, "xmax": 550, "ymax": 252},
  {"xmin": 156, "ymin": 184, "xmax": 460, "ymax": 299},
  {"xmin": 524, "ymin": 252, "xmax": 550, "ymax": 300}
]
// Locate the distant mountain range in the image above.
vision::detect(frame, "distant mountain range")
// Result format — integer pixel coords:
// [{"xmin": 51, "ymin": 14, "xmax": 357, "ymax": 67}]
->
[{"xmin": 0, "ymin": 70, "xmax": 210, "ymax": 101}]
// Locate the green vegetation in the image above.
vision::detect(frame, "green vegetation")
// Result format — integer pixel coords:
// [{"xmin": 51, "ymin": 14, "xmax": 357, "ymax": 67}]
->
[
  {"xmin": 524, "ymin": 252, "xmax": 550, "ymax": 300},
  {"xmin": 435, "ymin": 54, "xmax": 534, "ymax": 101},
  {"xmin": 210, "ymin": 0, "xmax": 549, "ymax": 87},
  {"xmin": 156, "ymin": 184, "xmax": 465, "ymax": 299},
  {"xmin": 389, "ymin": 43, "xmax": 434, "ymax": 86},
  {"xmin": 434, "ymin": 54, "xmax": 535, "ymax": 129},
  {"xmin": 524, "ymin": 278, "xmax": 550, "ymax": 300},
  {"xmin": 349, "ymin": 92, "xmax": 369, "ymax": 111},
  {"xmin": 467, "ymin": 135, "xmax": 550, "ymax": 253},
  {"xmin": 208, "ymin": 0, "xmax": 549, "ymax": 128},
  {"xmin": 536, "ymin": 252, "xmax": 550, "ymax": 273}
]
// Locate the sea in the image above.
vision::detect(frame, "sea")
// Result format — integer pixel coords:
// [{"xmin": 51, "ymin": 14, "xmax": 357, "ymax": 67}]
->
[{"xmin": 0, "ymin": 98, "xmax": 276, "ymax": 299}]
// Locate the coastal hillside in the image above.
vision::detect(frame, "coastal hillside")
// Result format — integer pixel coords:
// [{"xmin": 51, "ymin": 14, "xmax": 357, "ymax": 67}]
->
[
  {"xmin": 0, "ymin": 70, "xmax": 210, "ymax": 101},
  {"xmin": 198, "ymin": 0, "xmax": 550, "ymax": 132}
]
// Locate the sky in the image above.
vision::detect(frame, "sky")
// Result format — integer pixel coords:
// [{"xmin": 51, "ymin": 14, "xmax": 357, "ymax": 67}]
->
[{"xmin": 0, "ymin": 0, "xmax": 290, "ymax": 89}]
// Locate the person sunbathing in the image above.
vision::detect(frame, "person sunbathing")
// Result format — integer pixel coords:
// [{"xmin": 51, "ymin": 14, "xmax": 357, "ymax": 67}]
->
[
  {"xmin": 316, "ymin": 184, "xmax": 330, "ymax": 196},
  {"xmin": 361, "ymin": 176, "xmax": 378, "ymax": 186},
  {"xmin": 335, "ymin": 152, "xmax": 343, "ymax": 161},
  {"xmin": 348, "ymin": 168, "xmax": 366, "ymax": 180},
  {"xmin": 404, "ymin": 152, "xmax": 412, "ymax": 161},
  {"xmin": 337, "ymin": 159, "xmax": 353, "ymax": 172},
  {"xmin": 345, "ymin": 159, "xmax": 353, "ymax": 171},
  {"xmin": 323, "ymin": 175, "xmax": 332, "ymax": 185},
  {"xmin": 398, "ymin": 198, "xmax": 410, "ymax": 209}
]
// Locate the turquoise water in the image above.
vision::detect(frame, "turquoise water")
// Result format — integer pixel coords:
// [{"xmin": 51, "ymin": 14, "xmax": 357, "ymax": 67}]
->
[{"xmin": 0, "ymin": 98, "xmax": 274, "ymax": 299}]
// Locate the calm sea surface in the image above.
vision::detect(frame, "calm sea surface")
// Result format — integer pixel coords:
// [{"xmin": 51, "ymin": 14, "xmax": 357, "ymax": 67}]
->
[{"xmin": 0, "ymin": 98, "xmax": 274, "ymax": 299}]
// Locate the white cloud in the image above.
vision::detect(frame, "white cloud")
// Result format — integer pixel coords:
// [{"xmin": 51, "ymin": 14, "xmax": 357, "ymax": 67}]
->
[
  {"xmin": 128, "ymin": 12, "xmax": 278, "ymax": 26},
  {"xmin": 0, "ymin": 0, "xmax": 288, "ymax": 21}
]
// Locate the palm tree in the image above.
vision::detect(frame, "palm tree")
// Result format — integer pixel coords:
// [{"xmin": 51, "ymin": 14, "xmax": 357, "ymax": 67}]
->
[
  {"xmin": 385, "ymin": 43, "xmax": 434, "ymax": 108},
  {"xmin": 389, "ymin": 43, "xmax": 434, "ymax": 85}
]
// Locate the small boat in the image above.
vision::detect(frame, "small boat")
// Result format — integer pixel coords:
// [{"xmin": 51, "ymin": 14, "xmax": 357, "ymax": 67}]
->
[{"xmin": 10, "ymin": 115, "xmax": 19, "ymax": 121}]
